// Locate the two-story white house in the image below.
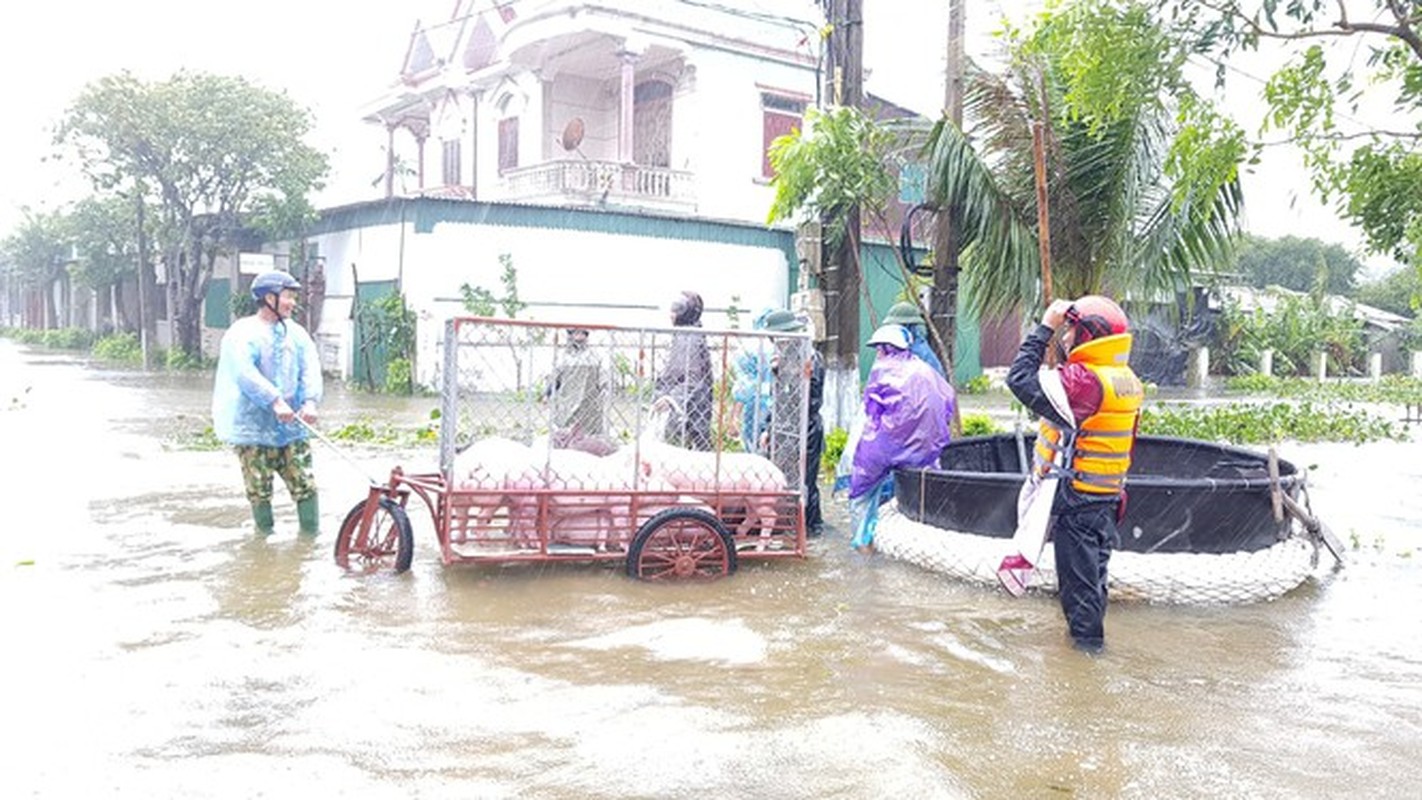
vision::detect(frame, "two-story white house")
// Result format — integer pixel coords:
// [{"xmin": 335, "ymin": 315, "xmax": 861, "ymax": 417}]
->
[{"xmin": 366, "ymin": 0, "xmax": 823, "ymax": 222}]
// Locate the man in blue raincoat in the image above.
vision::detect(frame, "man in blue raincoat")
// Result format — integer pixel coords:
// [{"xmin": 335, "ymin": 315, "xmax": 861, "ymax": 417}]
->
[
  {"xmin": 848, "ymin": 324, "xmax": 956, "ymax": 553},
  {"xmin": 212, "ymin": 270, "xmax": 324, "ymax": 536},
  {"xmin": 731, "ymin": 309, "xmax": 776, "ymax": 453},
  {"xmin": 882, "ymin": 300, "xmax": 947, "ymax": 378}
]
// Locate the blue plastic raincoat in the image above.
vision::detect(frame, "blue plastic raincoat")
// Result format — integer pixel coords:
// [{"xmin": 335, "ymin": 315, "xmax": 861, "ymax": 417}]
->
[
  {"xmin": 731, "ymin": 341, "xmax": 774, "ymax": 452},
  {"xmin": 906, "ymin": 324, "xmax": 948, "ymax": 379},
  {"xmin": 212, "ymin": 316, "xmax": 323, "ymax": 447}
]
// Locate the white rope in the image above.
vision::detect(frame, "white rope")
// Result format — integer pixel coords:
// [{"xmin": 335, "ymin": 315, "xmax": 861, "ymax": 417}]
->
[{"xmin": 874, "ymin": 501, "xmax": 1317, "ymax": 605}]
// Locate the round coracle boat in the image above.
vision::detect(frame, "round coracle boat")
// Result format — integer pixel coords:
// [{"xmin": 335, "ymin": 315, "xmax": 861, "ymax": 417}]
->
[{"xmin": 874, "ymin": 434, "xmax": 1337, "ymax": 604}]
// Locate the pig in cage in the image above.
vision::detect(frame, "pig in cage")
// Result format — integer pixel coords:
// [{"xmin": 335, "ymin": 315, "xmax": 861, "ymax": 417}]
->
[{"xmin": 407, "ymin": 316, "xmax": 815, "ymax": 572}]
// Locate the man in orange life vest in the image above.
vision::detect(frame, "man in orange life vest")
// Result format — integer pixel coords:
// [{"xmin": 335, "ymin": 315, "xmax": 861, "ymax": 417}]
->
[{"xmin": 1006, "ymin": 295, "xmax": 1144, "ymax": 653}]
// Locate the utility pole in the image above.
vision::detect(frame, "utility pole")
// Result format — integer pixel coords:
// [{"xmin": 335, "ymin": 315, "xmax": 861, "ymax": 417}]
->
[
  {"xmin": 931, "ymin": 0, "xmax": 964, "ymax": 383},
  {"xmin": 820, "ymin": 0, "xmax": 864, "ymax": 427}
]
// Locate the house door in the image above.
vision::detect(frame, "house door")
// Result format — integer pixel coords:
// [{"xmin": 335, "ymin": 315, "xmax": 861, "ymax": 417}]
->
[
  {"xmin": 633, "ymin": 80, "xmax": 672, "ymax": 168},
  {"xmin": 352, "ymin": 279, "xmax": 399, "ymax": 390}
]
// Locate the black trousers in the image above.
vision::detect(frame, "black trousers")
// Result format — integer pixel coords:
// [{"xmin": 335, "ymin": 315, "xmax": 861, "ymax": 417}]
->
[
  {"xmin": 1051, "ymin": 503, "xmax": 1117, "ymax": 650},
  {"xmin": 804, "ymin": 425, "xmax": 824, "ymax": 532}
]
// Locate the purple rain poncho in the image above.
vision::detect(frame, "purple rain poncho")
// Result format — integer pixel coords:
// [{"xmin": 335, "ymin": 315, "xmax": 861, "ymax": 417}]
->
[{"xmin": 848, "ymin": 348, "xmax": 956, "ymax": 499}]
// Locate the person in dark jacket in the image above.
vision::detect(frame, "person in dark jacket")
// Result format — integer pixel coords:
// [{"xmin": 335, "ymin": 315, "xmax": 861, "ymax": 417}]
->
[
  {"xmin": 758, "ymin": 309, "xmax": 826, "ymax": 536},
  {"xmin": 1005, "ymin": 295, "xmax": 1144, "ymax": 654},
  {"xmin": 655, "ymin": 290, "xmax": 714, "ymax": 450}
]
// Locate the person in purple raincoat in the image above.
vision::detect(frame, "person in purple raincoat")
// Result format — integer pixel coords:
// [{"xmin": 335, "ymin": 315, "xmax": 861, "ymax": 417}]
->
[{"xmin": 848, "ymin": 324, "xmax": 956, "ymax": 553}]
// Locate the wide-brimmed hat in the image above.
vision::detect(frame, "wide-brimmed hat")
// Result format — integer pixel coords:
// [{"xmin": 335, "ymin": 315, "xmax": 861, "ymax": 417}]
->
[
  {"xmin": 883, "ymin": 301, "xmax": 924, "ymax": 326},
  {"xmin": 866, "ymin": 323, "xmax": 910, "ymax": 350},
  {"xmin": 760, "ymin": 309, "xmax": 805, "ymax": 332}
]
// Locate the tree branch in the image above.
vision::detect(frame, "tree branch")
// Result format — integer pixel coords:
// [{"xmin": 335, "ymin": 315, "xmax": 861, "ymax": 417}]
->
[
  {"xmin": 1196, "ymin": 0, "xmax": 1422, "ymax": 61},
  {"xmin": 1341, "ymin": 20, "xmax": 1422, "ymax": 62}
]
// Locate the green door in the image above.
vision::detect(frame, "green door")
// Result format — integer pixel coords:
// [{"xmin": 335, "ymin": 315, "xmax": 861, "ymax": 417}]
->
[
  {"xmin": 204, "ymin": 278, "xmax": 231, "ymax": 329},
  {"xmin": 352, "ymin": 279, "xmax": 398, "ymax": 390}
]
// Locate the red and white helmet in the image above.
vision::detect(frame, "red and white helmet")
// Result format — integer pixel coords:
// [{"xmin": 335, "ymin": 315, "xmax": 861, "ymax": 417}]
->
[{"xmin": 1065, "ymin": 295, "xmax": 1129, "ymax": 345}]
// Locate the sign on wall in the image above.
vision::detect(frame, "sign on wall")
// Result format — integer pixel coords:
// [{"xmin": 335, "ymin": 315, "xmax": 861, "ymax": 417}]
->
[{"xmin": 238, "ymin": 252, "xmax": 276, "ymax": 275}]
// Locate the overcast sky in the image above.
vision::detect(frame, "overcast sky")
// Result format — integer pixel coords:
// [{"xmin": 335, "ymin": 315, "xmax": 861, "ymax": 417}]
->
[{"xmin": 0, "ymin": 0, "xmax": 1398, "ymax": 275}]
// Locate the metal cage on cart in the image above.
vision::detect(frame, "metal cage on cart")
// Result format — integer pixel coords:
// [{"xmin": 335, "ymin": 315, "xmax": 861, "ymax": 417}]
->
[{"xmin": 334, "ymin": 315, "xmax": 814, "ymax": 580}]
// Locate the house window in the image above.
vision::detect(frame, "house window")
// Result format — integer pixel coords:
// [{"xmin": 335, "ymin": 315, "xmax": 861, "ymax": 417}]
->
[
  {"xmin": 762, "ymin": 93, "xmax": 806, "ymax": 178},
  {"xmin": 498, "ymin": 117, "xmax": 519, "ymax": 173},
  {"xmin": 634, "ymin": 79, "xmax": 674, "ymax": 168},
  {"xmin": 442, "ymin": 139, "xmax": 462, "ymax": 186}
]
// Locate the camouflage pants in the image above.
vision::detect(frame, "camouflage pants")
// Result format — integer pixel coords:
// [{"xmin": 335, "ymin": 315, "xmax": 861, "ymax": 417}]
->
[{"xmin": 236, "ymin": 440, "xmax": 316, "ymax": 505}]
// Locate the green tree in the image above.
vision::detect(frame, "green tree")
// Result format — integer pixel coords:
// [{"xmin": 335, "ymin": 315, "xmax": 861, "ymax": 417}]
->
[
  {"xmin": 460, "ymin": 253, "xmax": 537, "ymax": 390},
  {"xmin": 922, "ymin": 0, "xmax": 1247, "ymax": 316},
  {"xmin": 459, "ymin": 253, "xmax": 526, "ymax": 318},
  {"xmin": 1, "ymin": 208, "xmax": 73, "ymax": 328},
  {"xmin": 766, "ymin": 105, "xmax": 899, "ymax": 251},
  {"xmin": 68, "ymin": 194, "xmax": 156, "ymax": 332},
  {"xmin": 1357, "ymin": 264, "xmax": 1422, "ymax": 316},
  {"xmin": 1165, "ymin": 0, "xmax": 1422, "ymax": 269},
  {"xmin": 1230, "ymin": 234, "xmax": 1364, "ymax": 296},
  {"xmin": 55, "ymin": 71, "xmax": 328, "ymax": 357}
]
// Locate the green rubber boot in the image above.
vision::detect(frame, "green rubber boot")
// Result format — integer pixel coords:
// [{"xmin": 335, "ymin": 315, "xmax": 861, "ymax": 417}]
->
[
  {"xmin": 251, "ymin": 501, "xmax": 275, "ymax": 536},
  {"xmin": 297, "ymin": 494, "xmax": 320, "ymax": 536}
]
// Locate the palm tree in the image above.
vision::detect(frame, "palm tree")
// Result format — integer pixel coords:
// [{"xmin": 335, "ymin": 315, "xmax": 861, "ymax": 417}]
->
[{"xmin": 922, "ymin": 0, "xmax": 1244, "ymax": 318}]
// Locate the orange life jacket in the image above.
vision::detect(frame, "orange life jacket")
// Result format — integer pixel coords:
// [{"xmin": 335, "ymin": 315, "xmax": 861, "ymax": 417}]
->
[{"xmin": 1033, "ymin": 333, "xmax": 1143, "ymax": 495}]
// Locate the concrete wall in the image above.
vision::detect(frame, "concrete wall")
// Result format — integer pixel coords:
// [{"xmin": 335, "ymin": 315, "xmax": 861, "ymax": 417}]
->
[
  {"xmin": 676, "ymin": 45, "xmax": 811, "ymax": 223},
  {"xmin": 296, "ymin": 200, "xmax": 793, "ymax": 387}
]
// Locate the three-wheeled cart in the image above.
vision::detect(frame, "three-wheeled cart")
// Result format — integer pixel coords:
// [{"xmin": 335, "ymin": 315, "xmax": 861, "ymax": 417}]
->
[{"xmin": 334, "ymin": 316, "xmax": 813, "ymax": 580}]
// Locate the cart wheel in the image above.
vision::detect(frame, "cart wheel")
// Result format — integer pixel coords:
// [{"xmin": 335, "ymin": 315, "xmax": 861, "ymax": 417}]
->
[
  {"xmin": 335, "ymin": 496, "xmax": 414, "ymax": 574},
  {"xmin": 626, "ymin": 508, "xmax": 737, "ymax": 581}
]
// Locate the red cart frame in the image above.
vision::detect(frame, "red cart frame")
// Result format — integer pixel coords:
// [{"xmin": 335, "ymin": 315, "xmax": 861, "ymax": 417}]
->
[{"xmin": 334, "ymin": 316, "xmax": 813, "ymax": 580}]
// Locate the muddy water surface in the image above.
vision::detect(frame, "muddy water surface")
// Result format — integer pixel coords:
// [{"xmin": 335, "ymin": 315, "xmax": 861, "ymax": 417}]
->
[{"xmin": 3, "ymin": 340, "xmax": 1419, "ymax": 798}]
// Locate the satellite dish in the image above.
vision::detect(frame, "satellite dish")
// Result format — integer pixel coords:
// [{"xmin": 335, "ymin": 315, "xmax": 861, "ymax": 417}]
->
[{"xmin": 560, "ymin": 117, "xmax": 585, "ymax": 152}]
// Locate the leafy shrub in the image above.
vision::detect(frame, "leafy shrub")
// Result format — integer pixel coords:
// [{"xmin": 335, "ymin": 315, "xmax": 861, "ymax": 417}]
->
[
  {"xmin": 40, "ymin": 328, "xmax": 92, "ymax": 350},
  {"xmin": 385, "ymin": 357, "xmax": 413, "ymax": 395},
  {"xmin": 822, "ymin": 426, "xmax": 849, "ymax": 475},
  {"xmin": 1212, "ymin": 292, "xmax": 1367, "ymax": 377},
  {"xmin": 230, "ymin": 291, "xmax": 258, "ymax": 319},
  {"xmin": 959, "ymin": 374, "xmax": 992, "ymax": 395},
  {"xmin": 960, "ymin": 412, "xmax": 1002, "ymax": 437},
  {"xmin": 92, "ymin": 333, "xmax": 142, "ymax": 364},
  {"xmin": 163, "ymin": 347, "xmax": 211, "ymax": 371},
  {"xmin": 1401, "ymin": 317, "xmax": 1422, "ymax": 352}
]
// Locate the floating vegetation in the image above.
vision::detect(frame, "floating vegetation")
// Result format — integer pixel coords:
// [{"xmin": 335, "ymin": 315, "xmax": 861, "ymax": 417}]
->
[
  {"xmin": 171, "ymin": 425, "xmax": 225, "ymax": 452},
  {"xmin": 1140, "ymin": 400, "xmax": 1408, "ymax": 444},
  {"xmin": 329, "ymin": 417, "xmax": 438, "ymax": 447},
  {"xmin": 1224, "ymin": 374, "xmax": 1422, "ymax": 407}
]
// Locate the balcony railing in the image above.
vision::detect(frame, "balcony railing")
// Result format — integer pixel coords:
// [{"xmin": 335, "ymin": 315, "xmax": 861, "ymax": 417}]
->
[{"xmin": 498, "ymin": 160, "xmax": 694, "ymax": 212}]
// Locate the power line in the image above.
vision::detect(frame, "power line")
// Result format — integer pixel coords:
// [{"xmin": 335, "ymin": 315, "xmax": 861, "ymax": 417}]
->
[{"xmin": 1186, "ymin": 53, "xmax": 1403, "ymax": 140}]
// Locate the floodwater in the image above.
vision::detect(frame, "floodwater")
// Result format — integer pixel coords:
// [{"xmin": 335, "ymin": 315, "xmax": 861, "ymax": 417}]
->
[{"xmin": 3, "ymin": 339, "xmax": 1420, "ymax": 799}]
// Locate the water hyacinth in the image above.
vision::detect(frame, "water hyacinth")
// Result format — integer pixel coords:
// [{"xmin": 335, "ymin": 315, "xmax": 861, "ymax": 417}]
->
[{"xmin": 1140, "ymin": 400, "xmax": 1407, "ymax": 445}]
